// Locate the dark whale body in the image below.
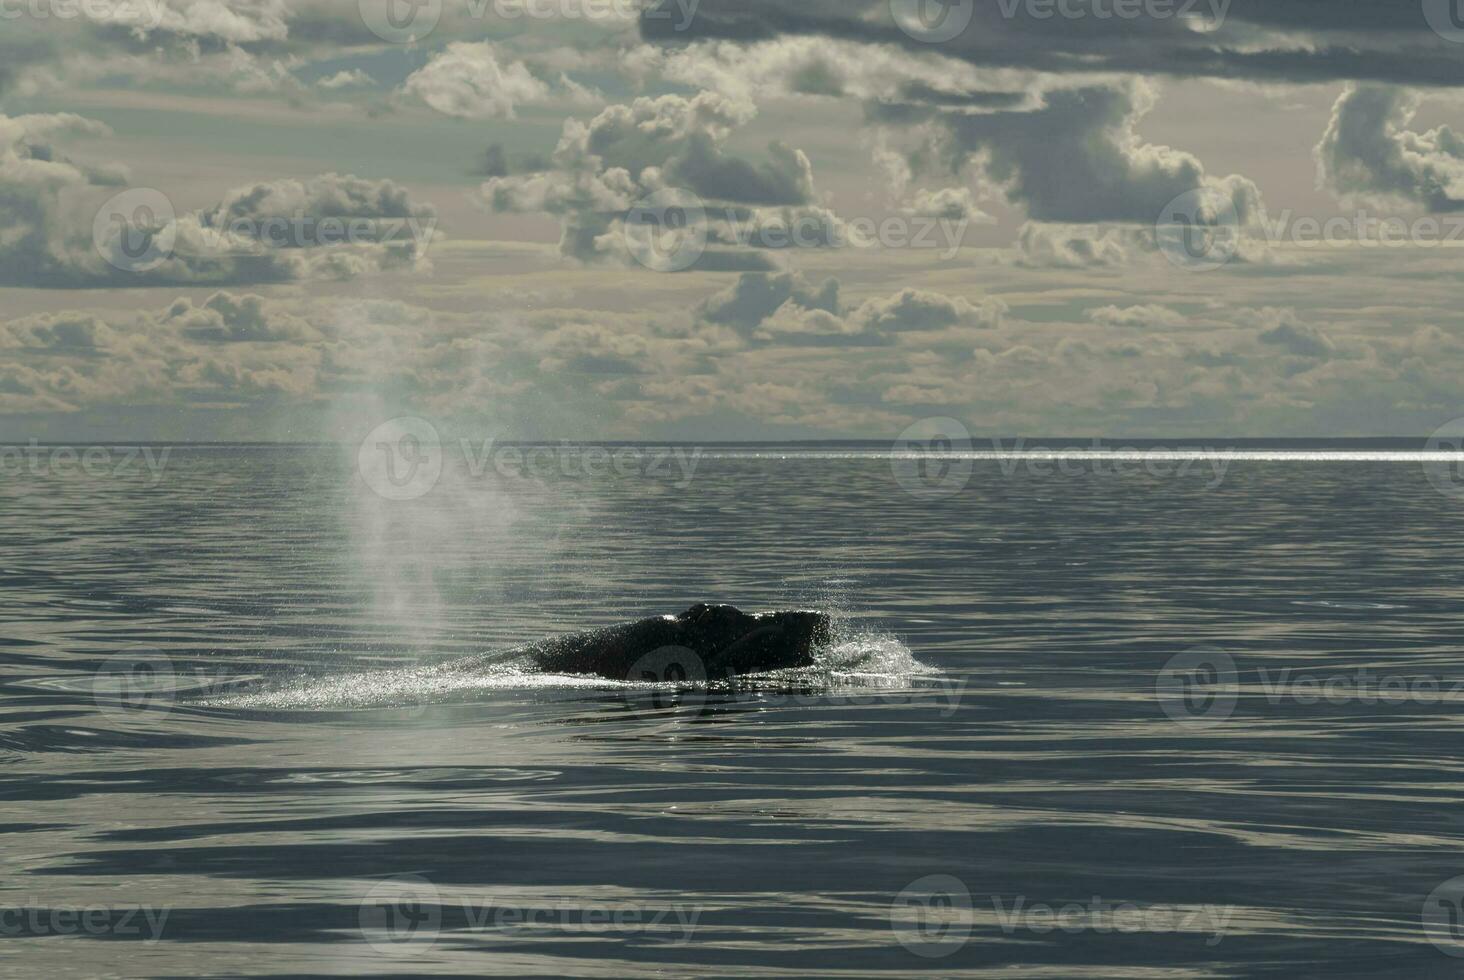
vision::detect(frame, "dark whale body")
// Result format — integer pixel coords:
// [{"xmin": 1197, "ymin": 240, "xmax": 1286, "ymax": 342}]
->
[{"xmin": 456, "ymin": 604, "xmax": 832, "ymax": 681}]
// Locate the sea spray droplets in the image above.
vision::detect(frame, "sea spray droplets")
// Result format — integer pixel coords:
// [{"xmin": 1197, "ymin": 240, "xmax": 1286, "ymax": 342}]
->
[{"xmin": 198, "ymin": 628, "xmax": 930, "ymax": 712}]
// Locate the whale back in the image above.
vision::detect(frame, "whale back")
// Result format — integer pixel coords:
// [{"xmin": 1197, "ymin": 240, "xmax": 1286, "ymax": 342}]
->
[
  {"xmin": 454, "ymin": 605, "xmax": 829, "ymax": 680},
  {"xmin": 520, "ymin": 617, "xmax": 683, "ymax": 678}
]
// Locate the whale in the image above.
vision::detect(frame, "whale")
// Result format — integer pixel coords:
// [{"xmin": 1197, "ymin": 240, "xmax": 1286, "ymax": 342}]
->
[{"xmin": 451, "ymin": 604, "xmax": 833, "ymax": 681}]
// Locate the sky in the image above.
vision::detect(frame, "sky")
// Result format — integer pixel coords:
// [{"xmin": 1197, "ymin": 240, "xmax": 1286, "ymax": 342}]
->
[{"xmin": 5, "ymin": 0, "xmax": 1464, "ymax": 442}]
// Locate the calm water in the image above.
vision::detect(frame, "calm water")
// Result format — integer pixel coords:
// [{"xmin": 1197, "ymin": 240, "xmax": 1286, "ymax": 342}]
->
[{"xmin": 7, "ymin": 444, "xmax": 1464, "ymax": 977}]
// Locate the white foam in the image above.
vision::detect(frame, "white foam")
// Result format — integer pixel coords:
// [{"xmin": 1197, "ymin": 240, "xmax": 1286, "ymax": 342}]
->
[{"xmin": 201, "ymin": 629, "xmax": 929, "ymax": 712}]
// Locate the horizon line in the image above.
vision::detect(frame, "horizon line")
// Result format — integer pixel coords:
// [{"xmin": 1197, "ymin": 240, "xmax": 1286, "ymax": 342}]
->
[{"xmin": 2, "ymin": 437, "xmax": 1460, "ymax": 448}]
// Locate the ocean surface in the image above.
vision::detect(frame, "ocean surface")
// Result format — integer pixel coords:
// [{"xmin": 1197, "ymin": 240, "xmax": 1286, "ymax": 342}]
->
[{"xmin": 8, "ymin": 441, "xmax": 1464, "ymax": 978}]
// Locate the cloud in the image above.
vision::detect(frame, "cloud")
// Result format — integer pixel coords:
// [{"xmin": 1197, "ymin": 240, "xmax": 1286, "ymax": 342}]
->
[
  {"xmin": 1252, "ymin": 308, "xmax": 1335, "ymax": 357},
  {"xmin": 698, "ymin": 272, "xmax": 1004, "ymax": 347},
  {"xmin": 756, "ymin": 302, "xmax": 864, "ymax": 341},
  {"xmin": 0, "ymin": 291, "xmax": 456, "ymax": 414},
  {"xmin": 318, "ymin": 69, "xmax": 372, "ymax": 90},
  {"xmin": 1013, "ymin": 222, "xmax": 1149, "ymax": 268},
  {"xmin": 402, "ymin": 42, "xmax": 552, "ymax": 120},
  {"xmin": 480, "ymin": 90, "xmax": 826, "ymax": 267},
  {"xmin": 1, "ymin": 311, "xmax": 114, "ymax": 353},
  {"xmin": 873, "ymin": 81, "xmax": 1262, "ymax": 228},
  {"xmin": 9, "ymin": 0, "xmax": 1464, "ymax": 440},
  {"xmin": 1317, "ymin": 85, "xmax": 1464, "ymax": 213},
  {"xmin": 854, "ymin": 288, "xmax": 1004, "ymax": 333},
  {"xmin": 163, "ymin": 293, "xmax": 316, "ymax": 343},
  {"xmin": 200, "ymin": 172, "xmax": 436, "ymax": 261},
  {"xmin": 675, "ymin": 135, "xmax": 814, "ymax": 206},
  {"xmin": 6, "ymin": 128, "xmax": 439, "ymax": 289},
  {"xmin": 531, "ymin": 320, "xmax": 655, "ymax": 375},
  {"xmin": 0, "ymin": 112, "xmax": 123, "ymax": 287},
  {"xmin": 0, "ymin": 289, "xmax": 735, "ymax": 432},
  {"xmin": 566, "ymin": 91, "xmax": 809, "ymax": 205},
  {"xmin": 0, "ymin": 0, "xmax": 310, "ymax": 97},
  {"xmin": 640, "ymin": 0, "xmax": 1464, "ymax": 89},
  {"xmin": 635, "ymin": 34, "xmax": 1028, "ymax": 107},
  {"xmin": 699, "ymin": 271, "xmax": 839, "ymax": 329},
  {"xmin": 141, "ymin": 0, "xmax": 293, "ymax": 44},
  {"xmin": 1088, "ymin": 304, "xmax": 1187, "ymax": 328},
  {"xmin": 900, "ymin": 186, "xmax": 989, "ymax": 222}
]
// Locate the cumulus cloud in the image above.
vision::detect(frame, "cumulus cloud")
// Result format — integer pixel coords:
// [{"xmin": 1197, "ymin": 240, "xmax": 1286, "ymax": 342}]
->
[
  {"xmin": 1, "ymin": 311, "xmax": 114, "ymax": 353},
  {"xmin": 480, "ymin": 90, "xmax": 826, "ymax": 267},
  {"xmin": 200, "ymin": 172, "xmax": 436, "ymax": 261},
  {"xmin": 402, "ymin": 42, "xmax": 553, "ymax": 120},
  {"xmin": 640, "ymin": 0, "xmax": 1464, "ymax": 89},
  {"xmin": 163, "ymin": 293, "xmax": 316, "ymax": 343},
  {"xmin": 854, "ymin": 288, "xmax": 1005, "ymax": 334},
  {"xmin": 900, "ymin": 186, "xmax": 990, "ymax": 222},
  {"xmin": 10, "ymin": 0, "xmax": 1464, "ymax": 439},
  {"xmin": 699, "ymin": 271, "xmax": 840, "ymax": 329},
  {"xmin": 635, "ymin": 34, "xmax": 1030, "ymax": 108},
  {"xmin": 318, "ymin": 69, "xmax": 372, "ymax": 90},
  {"xmin": 0, "ymin": 291, "xmax": 457, "ymax": 415},
  {"xmin": 873, "ymin": 81, "xmax": 1262, "ymax": 228},
  {"xmin": 0, "ymin": 290, "xmax": 734, "ymax": 432},
  {"xmin": 698, "ymin": 272, "xmax": 1004, "ymax": 346},
  {"xmin": 1252, "ymin": 308, "xmax": 1335, "ymax": 358},
  {"xmin": 1012, "ymin": 222, "xmax": 1149, "ymax": 269},
  {"xmin": 1088, "ymin": 304, "xmax": 1187, "ymax": 328},
  {"xmin": 756, "ymin": 302, "xmax": 864, "ymax": 341},
  {"xmin": 0, "ymin": 0, "xmax": 309, "ymax": 98},
  {"xmin": 140, "ymin": 0, "xmax": 293, "ymax": 43},
  {"xmin": 531, "ymin": 320, "xmax": 655, "ymax": 375},
  {"xmin": 0, "ymin": 112, "xmax": 123, "ymax": 287},
  {"xmin": 0, "ymin": 0, "xmax": 581, "ymax": 99},
  {"xmin": 4, "ymin": 122, "xmax": 438, "ymax": 288},
  {"xmin": 1317, "ymin": 85, "xmax": 1464, "ymax": 213}
]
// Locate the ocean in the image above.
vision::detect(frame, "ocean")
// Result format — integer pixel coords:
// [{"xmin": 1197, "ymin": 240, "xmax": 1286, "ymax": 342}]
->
[{"xmin": 6, "ymin": 442, "xmax": 1464, "ymax": 977}]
